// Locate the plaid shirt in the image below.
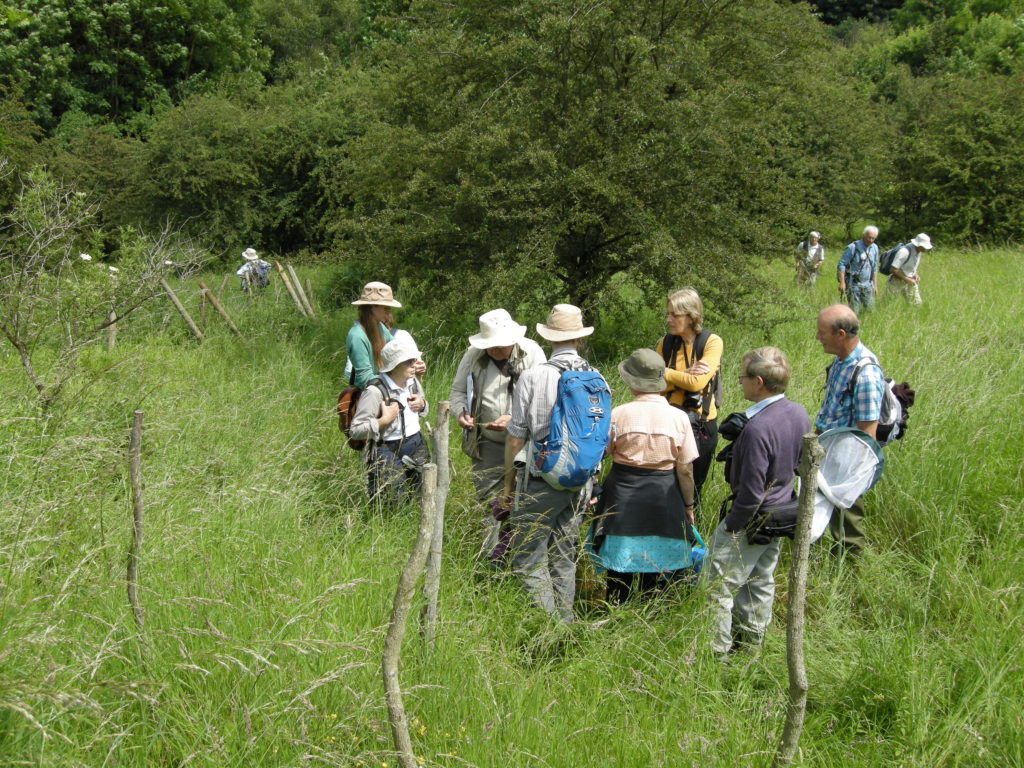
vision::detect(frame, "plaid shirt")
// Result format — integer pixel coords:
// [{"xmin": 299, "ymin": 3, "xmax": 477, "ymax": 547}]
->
[{"xmin": 816, "ymin": 342, "xmax": 884, "ymax": 432}]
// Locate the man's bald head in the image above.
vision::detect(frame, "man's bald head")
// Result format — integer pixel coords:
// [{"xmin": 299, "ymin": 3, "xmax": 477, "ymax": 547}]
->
[{"xmin": 816, "ymin": 304, "xmax": 860, "ymax": 357}]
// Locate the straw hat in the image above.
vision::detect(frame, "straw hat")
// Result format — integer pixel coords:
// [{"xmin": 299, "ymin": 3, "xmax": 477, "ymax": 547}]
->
[
  {"xmin": 352, "ymin": 281, "xmax": 402, "ymax": 307},
  {"xmin": 910, "ymin": 233, "xmax": 933, "ymax": 250},
  {"xmin": 536, "ymin": 304, "xmax": 593, "ymax": 342},
  {"xmin": 242, "ymin": 248, "xmax": 259, "ymax": 261},
  {"xmin": 469, "ymin": 309, "xmax": 527, "ymax": 349},
  {"xmin": 618, "ymin": 349, "xmax": 667, "ymax": 393},
  {"xmin": 380, "ymin": 337, "xmax": 420, "ymax": 373}
]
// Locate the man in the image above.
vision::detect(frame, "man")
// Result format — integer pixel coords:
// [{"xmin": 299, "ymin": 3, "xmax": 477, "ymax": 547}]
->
[
  {"xmin": 814, "ymin": 304, "xmax": 884, "ymax": 554},
  {"xmin": 886, "ymin": 233, "xmax": 933, "ymax": 305},
  {"xmin": 705, "ymin": 347, "xmax": 809, "ymax": 658},
  {"xmin": 837, "ymin": 226, "xmax": 879, "ymax": 312},
  {"xmin": 449, "ymin": 309, "xmax": 546, "ymax": 559},
  {"xmin": 235, "ymin": 247, "xmax": 271, "ymax": 291},
  {"xmin": 501, "ymin": 304, "xmax": 608, "ymax": 622}
]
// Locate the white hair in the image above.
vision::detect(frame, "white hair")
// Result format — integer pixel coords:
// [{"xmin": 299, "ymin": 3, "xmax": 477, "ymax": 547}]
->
[{"xmin": 863, "ymin": 225, "xmax": 879, "ymax": 237}]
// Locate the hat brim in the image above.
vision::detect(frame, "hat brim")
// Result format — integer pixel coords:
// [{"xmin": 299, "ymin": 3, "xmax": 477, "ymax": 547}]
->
[
  {"xmin": 618, "ymin": 360, "xmax": 666, "ymax": 393},
  {"xmin": 351, "ymin": 299, "xmax": 402, "ymax": 307},
  {"xmin": 536, "ymin": 324, "xmax": 594, "ymax": 342},
  {"xmin": 468, "ymin": 325, "xmax": 527, "ymax": 349},
  {"xmin": 244, "ymin": 254, "xmax": 259, "ymax": 261},
  {"xmin": 912, "ymin": 241, "xmax": 932, "ymax": 250}
]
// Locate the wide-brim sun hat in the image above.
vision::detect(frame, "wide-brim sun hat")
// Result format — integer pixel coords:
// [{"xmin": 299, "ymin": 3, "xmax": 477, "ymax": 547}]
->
[
  {"xmin": 352, "ymin": 281, "xmax": 402, "ymax": 307},
  {"xmin": 469, "ymin": 308, "xmax": 527, "ymax": 349},
  {"xmin": 380, "ymin": 337, "xmax": 420, "ymax": 373},
  {"xmin": 618, "ymin": 348, "xmax": 667, "ymax": 393},
  {"xmin": 536, "ymin": 303, "xmax": 594, "ymax": 342},
  {"xmin": 243, "ymin": 248, "xmax": 259, "ymax": 261},
  {"xmin": 911, "ymin": 233, "xmax": 933, "ymax": 250}
]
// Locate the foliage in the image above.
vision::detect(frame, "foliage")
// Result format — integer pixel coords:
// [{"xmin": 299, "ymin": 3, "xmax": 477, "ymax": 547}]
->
[
  {"xmin": 0, "ymin": 0, "xmax": 269, "ymax": 132},
  {"xmin": 0, "ymin": 169, "xmax": 204, "ymax": 409},
  {"xmin": 810, "ymin": 0, "xmax": 904, "ymax": 25},
  {"xmin": 336, "ymin": 0, "xmax": 880, "ymax": 326},
  {"xmin": 881, "ymin": 71, "xmax": 1024, "ymax": 240}
]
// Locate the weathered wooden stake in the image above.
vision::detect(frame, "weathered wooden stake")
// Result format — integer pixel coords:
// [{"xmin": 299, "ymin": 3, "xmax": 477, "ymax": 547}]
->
[
  {"xmin": 159, "ymin": 278, "xmax": 204, "ymax": 340},
  {"xmin": 383, "ymin": 464, "xmax": 438, "ymax": 768},
  {"xmin": 274, "ymin": 262, "xmax": 309, "ymax": 317},
  {"xmin": 126, "ymin": 410, "xmax": 145, "ymax": 633},
  {"xmin": 304, "ymin": 278, "xmax": 316, "ymax": 314},
  {"xmin": 420, "ymin": 402, "xmax": 451, "ymax": 649},
  {"xmin": 199, "ymin": 289, "xmax": 207, "ymax": 331},
  {"xmin": 774, "ymin": 433, "xmax": 825, "ymax": 766},
  {"xmin": 195, "ymin": 281, "xmax": 244, "ymax": 338},
  {"xmin": 217, "ymin": 273, "xmax": 230, "ymax": 302},
  {"xmin": 287, "ymin": 263, "xmax": 315, "ymax": 317},
  {"xmin": 106, "ymin": 309, "xmax": 117, "ymax": 350}
]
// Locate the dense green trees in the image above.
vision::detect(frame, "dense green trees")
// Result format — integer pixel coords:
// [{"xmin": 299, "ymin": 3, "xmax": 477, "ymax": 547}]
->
[{"xmin": 336, "ymin": 0, "xmax": 879, "ymax": 317}]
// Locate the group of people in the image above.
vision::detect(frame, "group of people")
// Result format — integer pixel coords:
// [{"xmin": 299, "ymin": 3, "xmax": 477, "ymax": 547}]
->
[
  {"xmin": 795, "ymin": 227, "xmax": 933, "ymax": 311},
  {"xmin": 342, "ymin": 277, "xmax": 892, "ymax": 658}
]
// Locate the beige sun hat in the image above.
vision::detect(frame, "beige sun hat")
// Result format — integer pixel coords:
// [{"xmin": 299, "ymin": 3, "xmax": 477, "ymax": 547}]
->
[
  {"xmin": 536, "ymin": 303, "xmax": 594, "ymax": 342},
  {"xmin": 352, "ymin": 281, "xmax": 402, "ymax": 308},
  {"xmin": 618, "ymin": 348, "xmax": 667, "ymax": 393},
  {"xmin": 910, "ymin": 233, "xmax": 933, "ymax": 250},
  {"xmin": 469, "ymin": 309, "xmax": 527, "ymax": 349},
  {"xmin": 242, "ymin": 248, "xmax": 259, "ymax": 261},
  {"xmin": 380, "ymin": 337, "xmax": 420, "ymax": 373}
]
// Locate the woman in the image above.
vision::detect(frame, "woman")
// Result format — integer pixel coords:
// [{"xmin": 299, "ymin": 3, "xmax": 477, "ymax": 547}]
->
[
  {"xmin": 590, "ymin": 348, "xmax": 698, "ymax": 603},
  {"xmin": 346, "ymin": 281, "xmax": 425, "ymax": 390},
  {"xmin": 794, "ymin": 231, "xmax": 825, "ymax": 287},
  {"xmin": 349, "ymin": 337, "xmax": 429, "ymax": 503},
  {"xmin": 655, "ymin": 287, "xmax": 723, "ymax": 506}
]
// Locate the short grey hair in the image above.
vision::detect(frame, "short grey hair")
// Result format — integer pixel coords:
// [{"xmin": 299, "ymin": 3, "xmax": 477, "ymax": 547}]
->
[
  {"xmin": 742, "ymin": 347, "xmax": 791, "ymax": 394},
  {"xmin": 863, "ymin": 225, "xmax": 879, "ymax": 237}
]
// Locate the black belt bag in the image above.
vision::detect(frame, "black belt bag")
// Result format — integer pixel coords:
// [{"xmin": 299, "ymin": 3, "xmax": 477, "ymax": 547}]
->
[{"xmin": 747, "ymin": 498, "xmax": 800, "ymax": 546}]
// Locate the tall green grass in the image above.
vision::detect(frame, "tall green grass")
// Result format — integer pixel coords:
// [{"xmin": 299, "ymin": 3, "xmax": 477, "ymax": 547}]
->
[{"xmin": 0, "ymin": 253, "xmax": 1020, "ymax": 767}]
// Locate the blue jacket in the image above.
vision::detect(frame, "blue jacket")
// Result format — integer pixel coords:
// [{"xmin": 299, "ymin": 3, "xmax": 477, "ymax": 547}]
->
[{"xmin": 837, "ymin": 240, "xmax": 878, "ymax": 283}]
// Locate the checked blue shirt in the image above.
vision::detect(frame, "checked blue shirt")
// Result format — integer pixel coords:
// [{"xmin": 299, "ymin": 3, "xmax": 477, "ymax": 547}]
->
[{"xmin": 816, "ymin": 342, "xmax": 884, "ymax": 432}]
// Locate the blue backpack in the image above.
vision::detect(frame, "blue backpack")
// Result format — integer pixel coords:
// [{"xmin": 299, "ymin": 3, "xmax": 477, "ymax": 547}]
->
[{"xmin": 533, "ymin": 359, "xmax": 612, "ymax": 491}]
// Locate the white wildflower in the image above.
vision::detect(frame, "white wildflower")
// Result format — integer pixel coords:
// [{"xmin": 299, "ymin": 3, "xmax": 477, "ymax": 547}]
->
[
  {"xmin": 108, "ymin": 266, "xmax": 119, "ymax": 273},
  {"xmin": 79, "ymin": 253, "xmax": 92, "ymax": 261}
]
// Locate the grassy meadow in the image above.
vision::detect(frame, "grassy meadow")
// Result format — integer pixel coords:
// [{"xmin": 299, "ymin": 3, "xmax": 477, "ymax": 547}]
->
[{"xmin": 1, "ymin": 250, "xmax": 1021, "ymax": 767}]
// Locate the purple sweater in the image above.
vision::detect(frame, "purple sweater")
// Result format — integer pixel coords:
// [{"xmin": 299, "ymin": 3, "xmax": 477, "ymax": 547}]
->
[{"xmin": 725, "ymin": 398, "xmax": 811, "ymax": 531}]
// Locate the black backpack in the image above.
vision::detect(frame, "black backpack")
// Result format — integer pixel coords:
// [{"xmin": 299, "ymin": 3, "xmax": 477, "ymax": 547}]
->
[
  {"xmin": 878, "ymin": 243, "xmax": 905, "ymax": 276},
  {"xmin": 661, "ymin": 329, "xmax": 723, "ymax": 423}
]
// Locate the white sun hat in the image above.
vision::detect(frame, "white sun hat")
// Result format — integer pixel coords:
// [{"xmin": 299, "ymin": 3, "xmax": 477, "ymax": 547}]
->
[
  {"xmin": 468, "ymin": 308, "xmax": 527, "ymax": 349},
  {"xmin": 380, "ymin": 336, "xmax": 421, "ymax": 373},
  {"xmin": 243, "ymin": 248, "xmax": 259, "ymax": 261},
  {"xmin": 910, "ymin": 233, "xmax": 933, "ymax": 250}
]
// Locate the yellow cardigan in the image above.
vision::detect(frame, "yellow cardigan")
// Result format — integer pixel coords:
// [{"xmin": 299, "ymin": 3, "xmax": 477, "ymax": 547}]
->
[{"xmin": 655, "ymin": 332, "xmax": 723, "ymax": 420}]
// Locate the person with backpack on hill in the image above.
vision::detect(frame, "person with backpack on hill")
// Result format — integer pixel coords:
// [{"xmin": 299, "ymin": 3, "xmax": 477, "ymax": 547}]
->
[
  {"xmin": 588, "ymin": 348, "xmax": 698, "ymax": 604},
  {"xmin": 500, "ymin": 304, "xmax": 611, "ymax": 622},
  {"xmin": 794, "ymin": 231, "xmax": 825, "ymax": 288},
  {"xmin": 349, "ymin": 336, "xmax": 428, "ymax": 504},
  {"xmin": 449, "ymin": 309, "xmax": 546, "ymax": 561},
  {"xmin": 655, "ymin": 288, "xmax": 723, "ymax": 508},
  {"xmin": 837, "ymin": 226, "xmax": 880, "ymax": 313},
  {"xmin": 235, "ymin": 248, "xmax": 271, "ymax": 291},
  {"xmin": 814, "ymin": 304, "xmax": 884, "ymax": 555},
  {"xmin": 883, "ymin": 233, "xmax": 933, "ymax": 306}
]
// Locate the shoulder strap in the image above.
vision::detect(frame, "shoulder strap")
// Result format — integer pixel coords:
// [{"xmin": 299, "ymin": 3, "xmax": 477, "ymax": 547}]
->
[
  {"xmin": 694, "ymin": 330, "xmax": 715, "ymax": 420},
  {"xmin": 661, "ymin": 334, "xmax": 681, "ymax": 369}
]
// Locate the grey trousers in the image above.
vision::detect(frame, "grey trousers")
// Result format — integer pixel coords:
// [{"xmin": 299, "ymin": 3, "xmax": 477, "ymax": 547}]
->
[
  {"xmin": 472, "ymin": 440, "xmax": 507, "ymax": 557},
  {"xmin": 509, "ymin": 473, "xmax": 582, "ymax": 622},
  {"xmin": 705, "ymin": 520, "xmax": 782, "ymax": 655}
]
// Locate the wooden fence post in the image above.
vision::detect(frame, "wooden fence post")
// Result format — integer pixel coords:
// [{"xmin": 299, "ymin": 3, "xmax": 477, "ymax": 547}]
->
[
  {"xmin": 274, "ymin": 262, "xmax": 309, "ymax": 318},
  {"xmin": 304, "ymin": 278, "xmax": 316, "ymax": 315},
  {"xmin": 199, "ymin": 289, "xmax": 207, "ymax": 331},
  {"xmin": 217, "ymin": 273, "xmax": 230, "ymax": 302},
  {"xmin": 106, "ymin": 309, "xmax": 117, "ymax": 350},
  {"xmin": 383, "ymin": 464, "xmax": 438, "ymax": 768},
  {"xmin": 126, "ymin": 410, "xmax": 145, "ymax": 633},
  {"xmin": 159, "ymin": 278, "xmax": 204, "ymax": 340},
  {"xmin": 196, "ymin": 281, "xmax": 244, "ymax": 339},
  {"xmin": 774, "ymin": 433, "xmax": 825, "ymax": 766},
  {"xmin": 420, "ymin": 402, "xmax": 451, "ymax": 649},
  {"xmin": 287, "ymin": 263, "xmax": 315, "ymax": 317}
]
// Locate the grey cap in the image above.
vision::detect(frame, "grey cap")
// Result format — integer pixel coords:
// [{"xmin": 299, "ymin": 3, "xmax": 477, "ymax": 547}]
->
[{"xmin": 618, "ymin": 348, "xmax": 667, "ymax": 393}]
